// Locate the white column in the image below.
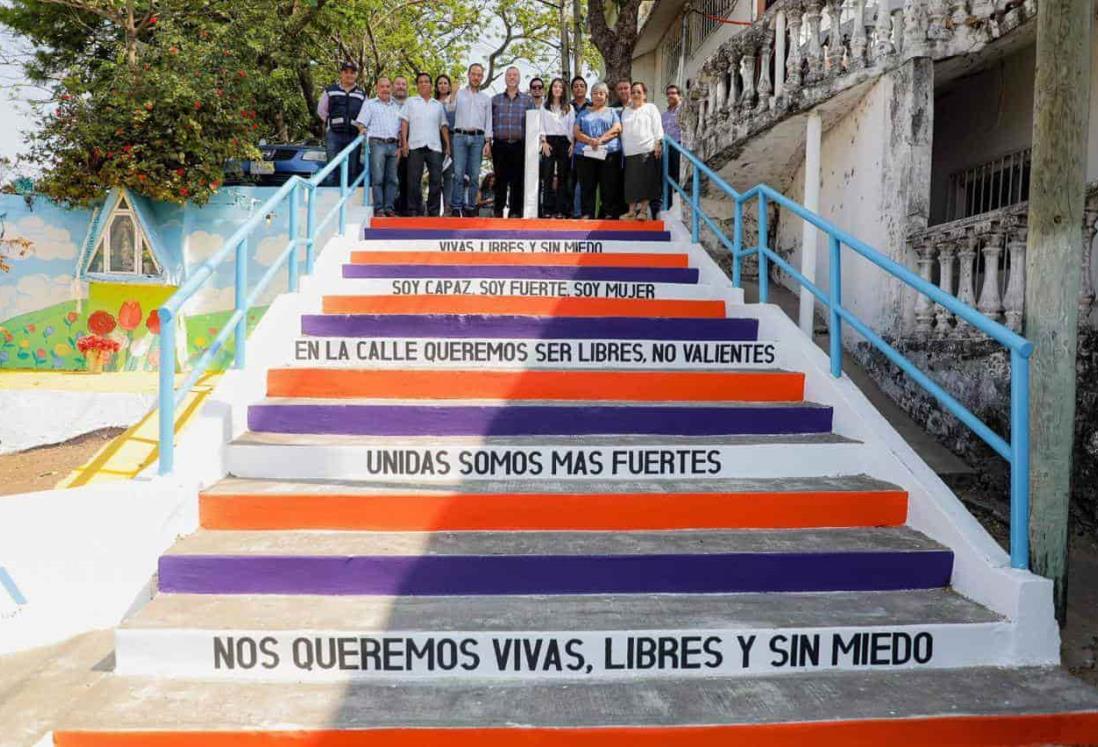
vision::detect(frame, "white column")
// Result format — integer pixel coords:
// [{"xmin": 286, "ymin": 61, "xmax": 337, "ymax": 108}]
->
[
  {"xmin": 775, "ymin": 12, "xmax": 788, "ymax": 98},
  {"xmin": 523, "ymin": 109, "xmax": 541, "ymax": 219},
  {"xmin": 799, "ymin": 111, "xmax": 822, "ymax": 335}
]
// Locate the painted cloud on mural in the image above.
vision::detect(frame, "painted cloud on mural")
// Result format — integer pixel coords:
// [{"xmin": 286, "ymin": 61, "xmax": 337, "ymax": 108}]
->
[
  {"xmin": 10, "ymin": 216, "xmax": 79, "ymax": 262},
  {"xmin": 0, "ymin": 273, "xmax": 81, "ymax": 320}
]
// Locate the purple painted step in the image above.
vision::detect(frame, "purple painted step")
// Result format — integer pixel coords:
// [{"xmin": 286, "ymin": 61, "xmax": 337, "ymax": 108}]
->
[
  {"xmin": 247, "ymin": 403, "xmax": 833, "ymax": 437},
  {"xmin": 301, "ymin": 314, "xmax": 760, "ymax": 341},
  {"xmin": 158, "ymin": 551, "xmax": 954, "ymax": 596},
  {"xmin": 363, "ymin": 228, "xmax": 671, "ymax": 242},
  {"xmin": 342, "ymin": 264, "xmax": 700, "ymax": 283}
]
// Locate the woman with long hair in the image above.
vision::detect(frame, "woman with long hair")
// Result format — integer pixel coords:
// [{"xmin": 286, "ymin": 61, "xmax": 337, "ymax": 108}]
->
[
  {"xmin": 539, "ymin": 77, "xmax": 574, "ymax": 219},
  {"xmin": 572, "ymin": 81, "xmax": 623, "ymax": 219},
  {"xmin": 435, "ymin": 74, "xmax": 456, "ymax": 215},
  {"xmin": 620, "ymin": 81, "xmax": 664, "ymax": 220}
]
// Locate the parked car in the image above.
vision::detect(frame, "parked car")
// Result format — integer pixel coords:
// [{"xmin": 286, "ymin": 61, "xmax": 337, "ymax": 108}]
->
[{"xmin": 225, "ymin": 143, "xmax": 328, "ymax": 186}]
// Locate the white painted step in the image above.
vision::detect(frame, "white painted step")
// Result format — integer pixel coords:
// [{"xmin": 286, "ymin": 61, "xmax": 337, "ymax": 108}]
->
[
  {"xmin": 328, "ymin": 277, "xmax": 722, "ymax": 301},
  {"xmin": 284, "ymin": 336, "xmax": 782, "ymax": 371},
  {"xmin": 115, "ymin": 590, "xmax": 1009, "ymax": 681},
  {"xmin": 355, "ymin": 238, "xmax": 696, "ymax": 253},
  {"xmin": 225, "ymin": 432, "xmax": 869, "ymax": 483}
]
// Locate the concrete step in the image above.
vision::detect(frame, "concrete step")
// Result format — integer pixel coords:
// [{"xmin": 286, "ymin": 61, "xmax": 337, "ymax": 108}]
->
[
  {"xmin": 347, "ymin": 250, "xmax": 688, "ymax": 268},
  {"xmin": 155, "ymin": 527, "xmax": 953, "ymax": 597},
  {"xmin": 371, "ymin": 217, "xmax": 667, "ymax": 232},
  {"xmin": 113, "ymin": 589, "xmax": 1005, "ymax": 681},
  {"xmin": 263, "ymin": 369, "xmax": 806, "ymax": 402},
  {"xmin": 245, "ymin": 399, "xmax": 834, "ymax": 437},
  {"xmin": 224, "ymin": 432, "xmax": 866, "ymax": 483},
  {"xmin": 341, "ymin": 264, "xmax": 700, "ymax": 283},
  {"xmin": 198, "ymin": 475, "xmax": 908, "ymax": 531},
  {"xmin": 319, "ymin": 295, "xmax": 727, "ymax": 318},
  {"xmin": 363, "ymin": 228, "xmax": 673, "ymax": 242},
  {"xmin": 51, "ymin": 667, "xmax": 1098, "ymax": 743},
  {"xmin": 300, "ymin": 313, "xmax": 759, "ymax": 340}
]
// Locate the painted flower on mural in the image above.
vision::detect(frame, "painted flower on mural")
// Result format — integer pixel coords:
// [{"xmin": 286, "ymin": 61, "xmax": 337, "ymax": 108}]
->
[
  {"xmin": 54, "ymin": 343, "xmax": 71, "ymax": 357},
  {"xmin": 87, "ymin": 310, "xmax": 117, "ymax": 336},
  {"xmin": 118, "ymin": 300, "xmax": 142, "ymax": 331},
  {"xmin": 24, "ymin": 323, "xmax": 35, "ymax": 333},
  {"xmin": 146, "ymin": 309, "xmax": 161, "ymax": 335},
  {"xmin": 65, "ymin": 312, "xmax": 78, "ymax": 324}
]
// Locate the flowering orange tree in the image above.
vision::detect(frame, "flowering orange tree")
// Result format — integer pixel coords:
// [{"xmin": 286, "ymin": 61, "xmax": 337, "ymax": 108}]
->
[{"xmin": 27, "ymin": 16, "xmax": 264, "ymax": 206}]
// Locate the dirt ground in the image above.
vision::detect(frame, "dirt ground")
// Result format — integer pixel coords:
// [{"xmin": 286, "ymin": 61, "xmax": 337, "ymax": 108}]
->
[
  {"xmin": 0, "ymin": 428, "xmax": 123, "ymax": 496},
  {"xmin": 947, "ymin": 475, "xmax": 1098, "ymax": 687}
]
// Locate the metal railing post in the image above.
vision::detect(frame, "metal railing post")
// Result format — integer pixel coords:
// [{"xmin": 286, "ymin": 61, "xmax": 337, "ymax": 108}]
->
[
  {"xmin": 732, "ymin": 199, "xmax": 743, "ymax": 287},
  {"xmin": 828, "ymin": 234, "xmax": 842, "ymax": 378},
  {"xmin": 362, "ymin": 139, "xmax": 371, "ymax": 207},
  {"xmin": 662, "ymin": 139, "xmax": 669, "ymax": 212},
  {"xmin": 757, "ymin": 192, "xmax": 769, "ymax": 303},
  {"xmin": 157, "ymin": 307, "xmax": 175, "ymax": 475},
  {"xmin": 234, "ymin": 237, "xmax": 247, "ymax": 369},
  {"xmin": 690, "ymin": 165, "xmax": 700, "ymax": 243},
  {"xmin": 288, "ymin": 183, "xmax": 300, "ymax": 292},
  {"xmin": 306, "ymin": 187, "xmax": 317, "ymax": 275},
  {"xmin": 339, "ymin": 157, "xmax": 349, "ymax": 236},
  {"xmin": 1011, "ymin": 350, "xmax": 1031, "ymax": 569}
]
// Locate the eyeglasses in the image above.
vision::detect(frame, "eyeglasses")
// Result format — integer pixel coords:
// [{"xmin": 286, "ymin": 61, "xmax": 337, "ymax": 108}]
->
[{"xmin": 531, "ymin": 84, "xmax": 544, "ymax": 90}]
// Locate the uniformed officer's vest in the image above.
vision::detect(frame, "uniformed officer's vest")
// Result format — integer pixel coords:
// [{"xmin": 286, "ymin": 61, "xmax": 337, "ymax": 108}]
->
[{"xmin": 325, "ymin": 83, "xmax": 366, "ymax": 135}]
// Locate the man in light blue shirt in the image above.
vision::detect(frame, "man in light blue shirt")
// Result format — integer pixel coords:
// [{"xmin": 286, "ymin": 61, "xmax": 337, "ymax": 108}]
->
[
  {"xmin": 355, "ymin": 77, "xmax": 403, "ymax": 216},
  {"xmin": 400, "ymin": 72, "xmax": 451, "ymax": 216},
  {"xmin": 450, "ymin": 63, "xmax": 493, "ymax": 217}
]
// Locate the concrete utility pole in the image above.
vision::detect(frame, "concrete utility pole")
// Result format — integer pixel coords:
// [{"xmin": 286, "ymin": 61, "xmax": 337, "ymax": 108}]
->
[
  {"xmin": 799, "ymin": 111, "xmax": 822, "ymax": 336},
  {"xmin": 1023, "ymin": 0, "xmax": 1092, "ymax": 622},
  {"xmin": 572, "ymin": 0, "xmax": 583, "ymax": 78}
]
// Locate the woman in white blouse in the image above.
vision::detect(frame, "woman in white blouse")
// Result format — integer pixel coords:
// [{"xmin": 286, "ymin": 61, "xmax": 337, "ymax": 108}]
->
[
  {"xmin": 538, "ymin": 78, "xmax": 575, "ymax": 219},
  {"xmin": 620, "ymin": 81, "xmax": 664, "ymax": 221}
]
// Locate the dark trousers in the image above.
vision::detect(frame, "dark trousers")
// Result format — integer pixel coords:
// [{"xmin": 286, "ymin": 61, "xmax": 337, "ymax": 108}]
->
[
  {"xmin": 577, "ymin": 150, "xmax": 623, "ymax": 219},
  {"xmin": 491, "ymin": 139, "xmax": 525, "ymax": 217},
  {"xmin": 540, "ymin": 136, "xmax": 571, "ymax": 217},
  {"xmin": 406, "ymin": 146, "xmax": 444, "ymax": 216},
  {"xmin": 395, "ymin": 155, "xmax": 409, "ymax": 215},
  {"xmin": 667, "ymin": 147, "xmax": 681, "ymax": 206},
  {"xmin": 325, "ymin": 129, "xmax": 363, "ymax": 187}
]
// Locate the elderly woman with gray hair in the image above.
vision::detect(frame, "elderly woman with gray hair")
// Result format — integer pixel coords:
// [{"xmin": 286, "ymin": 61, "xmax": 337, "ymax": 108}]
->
[{"xmin": 572, "ymin": 81, "xmax": 623, "ymax": 219}]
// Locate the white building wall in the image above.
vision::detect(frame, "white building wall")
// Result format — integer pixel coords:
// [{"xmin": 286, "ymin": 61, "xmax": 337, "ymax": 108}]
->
[{"xmin": 774, "ymin": 76, "xmax": 901, "ymax": 336}]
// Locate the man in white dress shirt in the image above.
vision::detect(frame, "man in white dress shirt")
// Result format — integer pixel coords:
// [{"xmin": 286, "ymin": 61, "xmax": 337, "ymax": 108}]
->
[
  {"xmin": 400, "ymin": 72, "xmax": 451, "ymax": 216},
  {"xmin": 450, "ymin": 63, "xmax": 493, "ymax": 217}
]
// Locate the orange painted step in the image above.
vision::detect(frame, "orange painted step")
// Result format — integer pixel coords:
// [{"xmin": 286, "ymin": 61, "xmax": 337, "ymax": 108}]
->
[
  {"xmin": 51, "ymin": 712, "xmax": 1098, "ymax": 747},
  {"xmin": 348, "ymin": 251, "xmax": 689, "ymax": 268},
  {"xmin": 199, "ymin": 488, "xmax": 907, "ymax": 531},
  {"xmin": 266, "ymin": 369, "xmax": 805, "ymax": 402},
  {"xmin": 321, "ymin": 295, "xmax": 726, "ymax": 318},
  {"xmin": 369, "ymin": 216, "xmax": 666, "ymax": 232}
]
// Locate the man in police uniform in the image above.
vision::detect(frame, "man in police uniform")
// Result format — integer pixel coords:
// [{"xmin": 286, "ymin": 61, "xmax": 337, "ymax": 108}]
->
[{"xmin": 316, "ymin": 61, "xmax": 366, "ymax": 186}]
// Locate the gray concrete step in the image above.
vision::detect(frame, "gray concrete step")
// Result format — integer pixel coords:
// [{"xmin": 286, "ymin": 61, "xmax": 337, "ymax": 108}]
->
[
  {"xmin": 54, "ymin": 667, "xmax": 1098, "ymax": 731},
  {"xmin": 162, "ymin": 526, "xmax": 945, "ymax": 558},
  {"xmin": 124, "ymin": 589, "xmax": 999, "ymax": 631},
  {"xmin": 203, "ymin": 474, "xmax": 903, "ymax": 497}
]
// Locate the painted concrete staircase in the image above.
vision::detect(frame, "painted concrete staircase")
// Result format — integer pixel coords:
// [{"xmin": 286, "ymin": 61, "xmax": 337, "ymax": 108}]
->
[{"xmin": 53, "ymin": 216, "xmax": 1098, "ymax": 745}]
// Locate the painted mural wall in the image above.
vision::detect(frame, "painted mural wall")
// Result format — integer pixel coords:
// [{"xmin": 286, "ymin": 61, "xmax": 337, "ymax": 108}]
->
[{"xmin": 0, "ymin": 187, "xmax": 340, "ymax": 373}]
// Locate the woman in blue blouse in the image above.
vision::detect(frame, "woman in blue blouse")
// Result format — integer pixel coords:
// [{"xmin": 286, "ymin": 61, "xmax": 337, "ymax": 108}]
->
[{"xmin": 572, "ymin": 82, "xmax": 623, "ymax": 219}]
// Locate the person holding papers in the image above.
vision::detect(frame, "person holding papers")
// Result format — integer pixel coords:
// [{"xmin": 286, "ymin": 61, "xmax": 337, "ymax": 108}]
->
[{"xmin": 572, "ymin": 82, "xmax": 623, "ymax": 220}]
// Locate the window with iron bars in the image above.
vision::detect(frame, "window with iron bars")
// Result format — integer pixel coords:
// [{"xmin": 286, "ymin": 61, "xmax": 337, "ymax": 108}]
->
[
  {"xmin": 661, "ymin": 31, "xmax": 683, "ymax": 88},
  {"xmin": 686, "ymin": 0, "xmax": 738, "ymax": 56},
  {"xmin": 945, "ymin": 147, "xmax": 1032, "ymax": 222}
]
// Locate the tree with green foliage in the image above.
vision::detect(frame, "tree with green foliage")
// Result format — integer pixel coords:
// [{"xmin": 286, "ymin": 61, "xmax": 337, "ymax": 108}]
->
[{"xmin": 1, "ymin": 0, "xmax": 570, "ymax": 206}]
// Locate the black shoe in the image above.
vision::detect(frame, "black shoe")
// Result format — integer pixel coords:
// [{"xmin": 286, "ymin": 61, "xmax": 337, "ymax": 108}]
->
[
  {"xmin": 383, "ymin": 209, "xmax": 395, "ymax": 217},
  {"xmin": 450, "ymin": 209, "xmax": 462, "ymax": 218},
  {"xmin": 493, "ymin": 213, "xmax": 505, "ymax": 219}
]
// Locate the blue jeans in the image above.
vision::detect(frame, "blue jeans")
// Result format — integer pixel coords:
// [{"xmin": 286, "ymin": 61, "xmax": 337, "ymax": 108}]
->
[
  {"xmin": 369, "ymin": 140, "xmax": 399, "ymax": 212},
  {"xmin": 451, "ymin": 132, "xmax": 485, "ymax": 212},
  {"xmin": 325, "ymin": 130, "xmax": 363, "ymax": 187}
]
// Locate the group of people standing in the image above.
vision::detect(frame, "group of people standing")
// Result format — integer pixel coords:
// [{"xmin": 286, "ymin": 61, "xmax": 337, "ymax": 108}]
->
[{"xmin": 317, "ymin": 60, "xmax": 684, "ymax": 220}]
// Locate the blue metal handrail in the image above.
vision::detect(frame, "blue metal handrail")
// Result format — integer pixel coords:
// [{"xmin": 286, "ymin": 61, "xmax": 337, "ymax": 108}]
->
[
  {"xmin": 663, "ymin": 136, "xmax": 1034, "ymax": 570},
  {"xmin": 156, "ymin": 134, "xmax": 370, "ymax": 475}
]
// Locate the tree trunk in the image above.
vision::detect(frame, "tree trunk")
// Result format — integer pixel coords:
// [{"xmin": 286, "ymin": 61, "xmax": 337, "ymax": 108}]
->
[
  {"xmin": 1024, "ymin": 0, "xmax": 1093, "ymax": 623},
  {"xmin": 588, "ymin": 0, "xmax": 641, "ymax": 84},
  {"xmin": 297, "ymin": 64, "xmax": 322, "ymax": 138}
]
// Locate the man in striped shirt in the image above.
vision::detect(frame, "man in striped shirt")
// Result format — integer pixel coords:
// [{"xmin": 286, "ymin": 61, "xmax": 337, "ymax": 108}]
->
[
  {"xmin": 355, "ymin": 77, "xmax": 403, "ymax": 216},
  {"xmin": 490, "ymin": 66, "xmax": 535, "ymax": 218}
]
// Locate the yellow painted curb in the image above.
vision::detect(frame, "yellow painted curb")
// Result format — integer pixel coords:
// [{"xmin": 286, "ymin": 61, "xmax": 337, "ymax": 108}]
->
[{"xmin": 57, "ymin": 372, "xmax": 222, "ymax": 488}]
